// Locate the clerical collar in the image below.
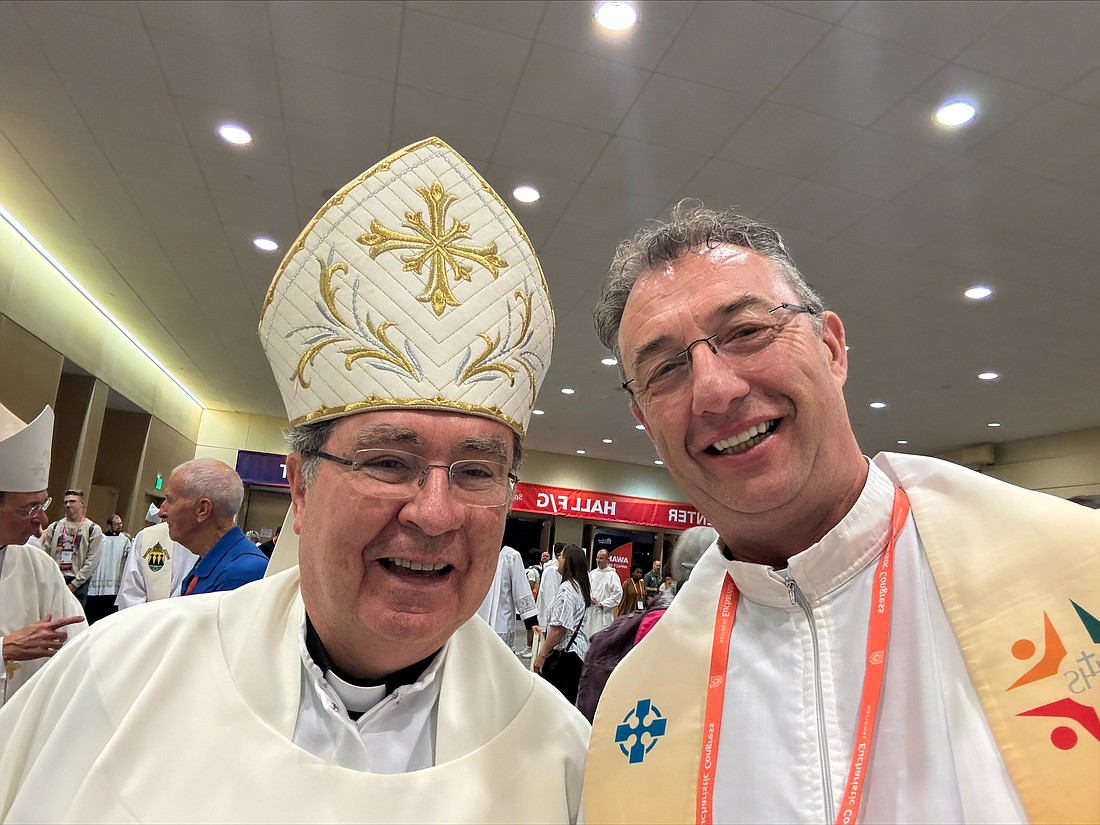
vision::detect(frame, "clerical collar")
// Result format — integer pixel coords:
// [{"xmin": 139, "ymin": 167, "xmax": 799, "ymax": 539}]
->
[{"xmin": 304, "ymin": 614, "xmax": 439, "ymax": 696}]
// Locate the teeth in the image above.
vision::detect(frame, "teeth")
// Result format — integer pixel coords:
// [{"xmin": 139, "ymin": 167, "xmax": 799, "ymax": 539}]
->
[
  {"xmin": 712, "ymin": 420, "xmax": 776, "ymax": 453},
  {"xmin": 388, "ymin": 558, "xmax": 447, "ymax": 572}
]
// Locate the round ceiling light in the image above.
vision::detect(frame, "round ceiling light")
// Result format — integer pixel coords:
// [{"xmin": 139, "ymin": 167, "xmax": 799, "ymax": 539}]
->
[
  {"xmin": 561, "ymin": 387, "xmax": 575, "ymax": 395},
  {"xmin": 935, "ymin": 100, "xmax": 977, "ymax": 127},
  {"xmin": 512, "ymin": 185, "xmax": 540, "ymax": 204},
  {"xmin": 602, "ymin": 438, "xmax": 613, "ymax": 444},
  {"xmin": 595, "ymin": 1, "xmax": 637, "ymax": 31},
  {"xmin": 978, "ymin": 371, "xmax": 999, "ymax": 381},
  {"xmin": 965, "ymin": 285, "xmax": 994, "ymax": 301},
  {"xmin": 654, "ymin": 460, "xmax": 664, "ymax": 466},
  {"xmin": 576, "ymin": 449, "xmax": 586, "ymax": 455},
  {"xmin": 988, "ymin": 422, "xmax": 1001, "ymax": 427},
  {"xmin": 869, "ymin": 401, "xmax": 888, "ymax": 410},
  {"xmin": 532, "ymin": 409, "xmax": 545, "ymax": 416},
  {"xmin": 601, "ymin": 357, "xmax": 618, "ymax": 366},
  {"xmin": 217, "ymin": 123, "xmax": 253, "ymax": 146},
  {"xmin": 635, "ymin": 424, "xmax": 646, "ymax": 430},
  {"xmin": 252, "ymin": 237, "xmax": 278, "ymax": 252}
]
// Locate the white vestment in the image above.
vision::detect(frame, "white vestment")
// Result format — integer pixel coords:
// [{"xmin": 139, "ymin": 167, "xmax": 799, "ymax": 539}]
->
[
  {"xmin": 709, "ymin": 460, "xmax": 1025, "ymax": 824},
  {"xmin": 114, "ymin": 523, "xmax": 196, "ymax": 608},
  {"xmin": 0, "ymin": 568, "xmax": 590, "ymax": 823},
  {"xmin": 476, "ymin": 546, "xmax": 537, "ymax": 649},
  {"xmin": 586, "ymin": 566, "xmax": 623, "ymax": 636},
  {"xmin": 0, "ymin": 544, "xmax": 87, "ymax": 706},
  {"xmin": 86, "ymin": 534, "xmax": 130, "ymax": 597},
  {"xmin": 537, "ymin": 563, "xmax": 562, "ymax": 633}
]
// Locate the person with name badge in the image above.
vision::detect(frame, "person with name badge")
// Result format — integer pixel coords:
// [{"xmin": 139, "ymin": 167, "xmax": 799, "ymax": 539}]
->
[
  {"xmin": 582, "ymin": 205, "xmax": 1099, "ymax": 824},
  {"xmin": 0, "ymin": 138, "xmax": 588, "ymax": 823}
]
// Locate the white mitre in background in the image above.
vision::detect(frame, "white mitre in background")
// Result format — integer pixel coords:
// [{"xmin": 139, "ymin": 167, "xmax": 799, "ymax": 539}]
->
[{"xmin": 0, "ymin": 404, "xmax": 53, "ymax": 492}]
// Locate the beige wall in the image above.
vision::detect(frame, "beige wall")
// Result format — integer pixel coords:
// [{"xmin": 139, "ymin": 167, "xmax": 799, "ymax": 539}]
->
[
  {"xmin": 93, "ymin": 410, "xmax": 152, "ymax": 530},
  {"xmin": 945, "ymin": 428, "xmax": 1100, "ymax": 499},
  {"xmin": 0, "ymin": 315, "xmax": 63, "ymax": 422},
  {"xmin": 132, "ymin": 418, "xmax": 197, "ymax": 530}
]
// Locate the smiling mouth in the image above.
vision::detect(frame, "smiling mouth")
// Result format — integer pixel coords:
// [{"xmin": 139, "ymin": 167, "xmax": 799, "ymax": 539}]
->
[
  {"xmin": 708, "ymin": 419, "xmax": 779, "ymax": 455},
  {"xmin": 381, "ymin": 558, "xmax": 453, "ymax": 576}
]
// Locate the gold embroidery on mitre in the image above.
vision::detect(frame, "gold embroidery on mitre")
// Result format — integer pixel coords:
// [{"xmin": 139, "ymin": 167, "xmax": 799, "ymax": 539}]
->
[
  {"xmin": 458, "ymin": 290, "xmax": 541, "ymax": 404},
  {"xmin": 358, "ymin": 180, "xmax": 509, "ymax": 317},
  {"xmin": 290, "ymin": 255, "xmax": 421, "ymax": 389},
  {"xmin": 293, "ymin": 395, "xmax": 525, "ymax": 435}
]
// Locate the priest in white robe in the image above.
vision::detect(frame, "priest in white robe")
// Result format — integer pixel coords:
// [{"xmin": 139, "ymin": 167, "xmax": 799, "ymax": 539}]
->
[
  {"xmin": 586, "ymin": 549, "xmax": 623, "ymax": 637},
  {"xmin": 0, "ymin": 404, "xmax": 87, "ymax": 707},
  {"xmin": 0, "ymin": 138, "xmax": 588, "ymax": 823},
  {"xmin": 582, "ymin": 206, "xmax": 1099, "ymax": 824},
  {"xmin": 477, "ymin": 545, "xmax": 538, "ymax": 650},
  {"xmin": 114, "ymin": 520, "xmax": 197, "ymax": 609}
]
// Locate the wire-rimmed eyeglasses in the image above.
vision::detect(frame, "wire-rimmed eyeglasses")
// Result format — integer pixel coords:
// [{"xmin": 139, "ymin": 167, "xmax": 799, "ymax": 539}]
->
[
  {"xmin": 1, "ymin": 496, "xmax": 51, "ymax": 519},
  {"xmin": 621, "ymin": 302, "xmax": 820, "ymax": 404},
  {"xmin": 311, "ymin": 449, "xmax": 517, "ymax": 508}
]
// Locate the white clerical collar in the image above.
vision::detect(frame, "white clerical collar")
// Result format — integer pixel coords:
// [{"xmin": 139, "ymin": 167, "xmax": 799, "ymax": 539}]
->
[
  {"xmin": 327, "ymin": 645, "xmax": 448, "ymax": 720},
  {"xmin": 721, "ymin": 460, "xmax": 897, "ymax": 608}
]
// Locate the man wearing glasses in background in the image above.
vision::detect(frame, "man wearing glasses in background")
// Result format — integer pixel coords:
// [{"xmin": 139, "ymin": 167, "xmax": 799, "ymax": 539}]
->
[
  {"xmin": 583, "ymin": 205, "xmax": 1098, "ymax": 824},
  {"xmin": 0, "ymin": 139, "xmax": 588, "ymax": 822},
  {"xmin": 0, "ymin": 404, "xmax": 86, "ymax": 708}
]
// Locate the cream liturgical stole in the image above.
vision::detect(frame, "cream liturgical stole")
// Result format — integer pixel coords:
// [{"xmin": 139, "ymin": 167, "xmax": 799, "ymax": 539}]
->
[
  {"xmin": 134, "ymin": 522, "xmax": 176, "ymax": 601},
  {"xmin": 0, "ymin": 568, "xmax": 589, "ymax": 822},
  {"xmin": 584, "ymin": 454, "xmax": 1099, "ymax": 825}
]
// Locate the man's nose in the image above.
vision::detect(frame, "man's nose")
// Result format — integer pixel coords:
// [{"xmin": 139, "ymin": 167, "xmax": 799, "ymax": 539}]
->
[
  {"xmin": 689, "ymin": 344, "xmax": 751, "ymax": 417},
  {"xmin": 399, "ymin": 466, "xmax": 465, "ymax": 536}
]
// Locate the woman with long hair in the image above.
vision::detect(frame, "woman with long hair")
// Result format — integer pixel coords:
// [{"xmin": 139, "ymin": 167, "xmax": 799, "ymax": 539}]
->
[{"xmin": 533, "ymin": 544, "xmax": 591, "ymax": 702}]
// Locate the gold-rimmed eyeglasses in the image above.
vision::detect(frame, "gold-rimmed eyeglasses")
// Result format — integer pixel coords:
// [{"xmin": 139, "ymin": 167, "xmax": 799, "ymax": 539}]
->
[
  {"xmin": 312, "ymin": 449, "xmax": 517, "ymax": 508},
  {"xmin": 621, "ymin": 302, "xmax": 820, "ymax": 405},
  {"xmin": 1, "ymin": 496, "xmax": 51, "ymax": 519}
]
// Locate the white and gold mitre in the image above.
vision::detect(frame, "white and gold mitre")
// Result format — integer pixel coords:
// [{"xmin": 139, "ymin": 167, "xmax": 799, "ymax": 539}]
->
[{"xmin": 259, "ymin": 137, "xmax": 553, "ymax": 435}]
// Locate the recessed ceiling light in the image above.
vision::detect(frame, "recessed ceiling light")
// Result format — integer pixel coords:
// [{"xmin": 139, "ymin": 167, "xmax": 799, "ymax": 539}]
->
[
  {"xmin": 897, "ymin": 440, "xmax": 909, "ymax": 445},
  {"xmin": 576, "ymin": 449, "xmax": 586, "ymax": 455},
  {"xmin": 635, "ymin": 424, "xmax": 646, "ymax": 430},
  {"xmin": 845, "ymin": 345, "xmax": 850, "ymax": 351},
  {"xmin": 252, "ymin": 236, "xmax": 278, "ymax": 252},
  {"xmin": 988, "ymin": 422, "xmax": 1001, "ymax": 427},
  {"xmin": 965, "ymin": 285, "xmax": 994, "ymax": 301},
  {"xmin": 978, "ymin": 371, "xmax": 999, "ymax": 381},
  {"xmin": 217, "ymin": 123, "xmax": 253, "ymax": 146},
  {"xmin": 602, "ymin": 438, "xmax": 613, "ymax": 444},
  {"xmin": 595, "ymin": 1, "xmax": 637, "ymax": 31},
  {"xmin": 512, "ymin": 185, "xmax": 540, "ymax": 204},
  {"xmin": 601, "ymin": 357, "xmax": 618, "ymax": 366},
  {"xmin": 561, "ymin": 387, "xmax": 575, "ymax": 395},
  {"xmin": 869, "ymin": 401, "xmax": 888, "ymax": 410},
  {"xmin": 532, "ymin": 409, "xmax": 545, "ymax": 416},
  {"xmin": 654, "ymin": 460, "xmax": 664, "ymax": 466},
  {"xmin": 935, "ymin": 99, "xmax": 977, "ymax": 127}
]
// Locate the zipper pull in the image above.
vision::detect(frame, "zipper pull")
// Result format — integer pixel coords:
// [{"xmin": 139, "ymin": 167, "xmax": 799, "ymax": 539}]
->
[{"xmin": 785, "ymin": 577, "xmax": 797, "ymax": 605}]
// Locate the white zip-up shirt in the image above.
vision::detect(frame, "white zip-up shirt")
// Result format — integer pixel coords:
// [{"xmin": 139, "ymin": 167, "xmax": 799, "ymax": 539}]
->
[{"xmin": 713, "ymin": 462, "xmax": 1028, "ymax": 824}]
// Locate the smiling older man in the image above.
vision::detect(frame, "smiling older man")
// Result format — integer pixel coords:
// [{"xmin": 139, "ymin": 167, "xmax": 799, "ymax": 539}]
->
[
  {"xmin": 0, "ymin": 139, "xmax": 588, "ymax": 822},
  {"xmin": 582, "ymin": 205, "xmax": 1098, "ymax": 824}
]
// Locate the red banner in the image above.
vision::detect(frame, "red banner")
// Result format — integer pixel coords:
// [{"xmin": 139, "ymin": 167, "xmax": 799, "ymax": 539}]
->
[{"xmin": 511, "ymin": 481, "xmax": 710, "ymax": 531}]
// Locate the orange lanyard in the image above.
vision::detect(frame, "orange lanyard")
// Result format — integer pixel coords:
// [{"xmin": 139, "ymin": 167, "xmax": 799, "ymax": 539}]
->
[{"xmin": 696, "ymin": 488, "xmax": 910, "ymax": 825}]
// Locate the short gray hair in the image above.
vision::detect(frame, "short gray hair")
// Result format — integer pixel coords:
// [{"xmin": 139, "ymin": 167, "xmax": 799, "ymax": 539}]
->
[
  {"xmin": 670, "ymin": 526, "xmax": 718, "ymax": 584},
  {"xmin": 284, "ymin": 416, "xmax": 525, "ymax": 489},
  {"xmin": 594, "ymin": 202, "xmax": 825, "ymax": 360},
  {"xmin": 172, "ymin": 458, "xmax": 244, "ymax": 521}
]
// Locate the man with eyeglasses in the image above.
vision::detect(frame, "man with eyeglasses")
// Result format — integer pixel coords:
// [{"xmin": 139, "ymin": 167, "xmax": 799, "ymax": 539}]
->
[
  {"xmin": 42, "ymin": 487, "xmax": 104, "ymax": 604},
  {"xmin": 582, "ymin": 205, "xmax": 1098, "ymax": 824},
  {"xmin": 0, "ymin": 139, "xmax": 588, "ymax": 823},
  {"xmin": 0, "ymin": 403, "xmax": 86, "ymax": 708}
]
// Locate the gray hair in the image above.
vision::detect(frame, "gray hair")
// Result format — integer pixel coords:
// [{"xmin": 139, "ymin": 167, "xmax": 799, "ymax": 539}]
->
[
  {"xmin": 284, "ymin": 416, "xmax": 525, "ymax": 489},
  {"xmin": 171, "ymin": 458, "xmax": 244, "ymax": 521},
  {"xmin": 594, "ymin": 203, "xmax": 826, "ymax": 360},
  {"xmin": 670, "ymin": 526, "xmax": 718, "ymax": 584}
]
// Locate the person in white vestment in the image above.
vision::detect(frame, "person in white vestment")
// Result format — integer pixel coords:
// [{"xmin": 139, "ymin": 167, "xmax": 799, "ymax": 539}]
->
[
  {"xmin": 0, "ymin": 138, "xmax": 589, "ymax": 823},
  {"xmin": 114, "ymin": 517, "xmax": 197, "ymax": 609},
  {"xmin": 585, "ymin": 548, "xmax": 623, "ymax": 637},
  {"xmin": 83, "ymin": 515, "xmax": 131, "ymax": 623},
  {"xmin": 0, "ymin": 404, "xmax": 86, "ymax": 708},
  {"xmin": 582, "ymin": 205, "xmax": 1100, "ymax": 824},
  {"xmin": 476, "ymin": 545, "xmax": 539, "ymax": 652}
]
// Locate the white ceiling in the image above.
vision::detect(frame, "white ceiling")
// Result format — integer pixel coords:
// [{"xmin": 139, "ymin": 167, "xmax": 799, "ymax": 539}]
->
[{"xmin": 2, "ymin": 0, "xmax": 1098, "ymax": 467}]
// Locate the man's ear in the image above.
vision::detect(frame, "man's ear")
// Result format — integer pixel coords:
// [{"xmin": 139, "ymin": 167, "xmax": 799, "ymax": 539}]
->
[
  {"xmin": 821, "ymin": 311, "xmax": 849, "ymax": 385},
  {"xmin": 285, "ymin": 453, "xmax": 307, "ymax": 535},
  {"xmin": 194, "ymin": 496, "xmax": 214, "ymax": 523}
]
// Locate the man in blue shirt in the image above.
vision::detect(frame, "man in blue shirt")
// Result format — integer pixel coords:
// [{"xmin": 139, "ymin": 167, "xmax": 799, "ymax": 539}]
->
[{"xmin": 159, "ymin": 459, "xmax": 267, "ymax": 595}]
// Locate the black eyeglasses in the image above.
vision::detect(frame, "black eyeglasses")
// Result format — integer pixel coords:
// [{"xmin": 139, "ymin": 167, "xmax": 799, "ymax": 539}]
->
[{"xmin": 621, "ymin": 303, "xmax": 820, "ymax": 404}]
